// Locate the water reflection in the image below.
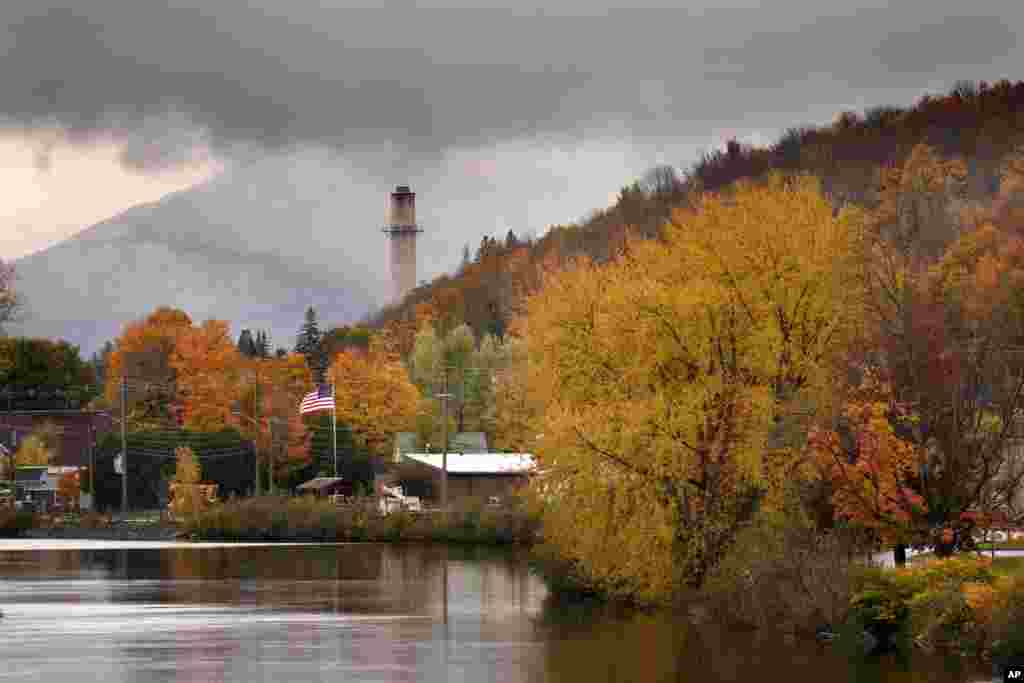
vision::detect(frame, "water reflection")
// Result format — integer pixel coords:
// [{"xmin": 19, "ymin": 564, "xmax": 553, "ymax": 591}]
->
[{"xmin": 0, "ymin": 541, "xmax": 993, "ymax": 682}]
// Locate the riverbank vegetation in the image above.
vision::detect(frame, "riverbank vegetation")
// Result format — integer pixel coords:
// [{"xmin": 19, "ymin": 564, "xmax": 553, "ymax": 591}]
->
[
  {"xmin": 180, "ymin": 495, "xmax": 539, "ymax": 544},
  {"xmin": 843, "ymin": 555, "xmax": 1024, "ymax": 660},
  {"xmin": 0, "ymin": 509, "xmax": 34, "ymax": 537}
]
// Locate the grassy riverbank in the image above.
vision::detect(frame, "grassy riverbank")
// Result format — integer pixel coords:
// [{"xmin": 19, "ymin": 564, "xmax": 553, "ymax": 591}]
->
[{"xmin": 181, "ymin": 495, "xmax": 540, "ymax": 545}]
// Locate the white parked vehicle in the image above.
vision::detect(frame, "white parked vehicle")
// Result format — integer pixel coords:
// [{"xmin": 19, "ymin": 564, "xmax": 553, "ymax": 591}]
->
[{"xmin": 377, "ymin": 485, "xmax": 422, "ymax": 514}]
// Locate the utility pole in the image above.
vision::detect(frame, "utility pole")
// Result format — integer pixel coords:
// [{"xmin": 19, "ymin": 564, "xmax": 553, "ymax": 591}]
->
[
  {"xmin": 254, "ymin": 378, "xmax": 261, "ymax": 497},
  {"xmin": 331, "ymin": 383, "xmax": 338, "ymax": 479},
  {"xmin": 440, "ymin": 366, "xmax": 451, "ymax": 510},
  {"xmin": 121, "ymin": 375, "xmax": 128, "ymax": 517},
  {"xmin": 269, "ymin": 417, "xmax": 279, "ymax": 496},
  {"xmin": 88, "ymin": 423, "xmax": 95, "ymax": 511}
]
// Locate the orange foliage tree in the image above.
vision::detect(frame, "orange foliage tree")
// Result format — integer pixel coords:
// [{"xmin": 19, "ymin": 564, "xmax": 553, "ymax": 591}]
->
[
  {"xmin": 807, "ymin": 375, "xmax": 927, "ymax": 546},
  {"xmin": 171, "ymin": 319, "xmax": 243, "ymax": 431},
  {"xmin": 234, "ymin": 353, "xmax": 313, "ymax": 489},
  {"xmin": 105, "ymin": 307, "xmax": 193, "ymax": 426},
  {"xmin": 327, "ymin": 338, "xmax": 420, "ymax": 459},
  {"xmin": 829, "ymin": 201, "xmax": 1024, "ymax": 558},
  {"xmin": 56, "ymin": 471, "xmax": 81, "ymax": 510}
]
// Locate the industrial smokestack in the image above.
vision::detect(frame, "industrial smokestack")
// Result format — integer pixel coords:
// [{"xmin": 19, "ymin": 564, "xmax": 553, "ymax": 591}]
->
[{"xmin": 382, "ymin": 185, "xmax": 422, "ymax": 303}]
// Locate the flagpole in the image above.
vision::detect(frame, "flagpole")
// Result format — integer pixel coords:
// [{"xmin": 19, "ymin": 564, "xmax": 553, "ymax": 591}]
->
[{"xmin": 331, "ymin": 383, "xmax": 338, "ymax": 479}]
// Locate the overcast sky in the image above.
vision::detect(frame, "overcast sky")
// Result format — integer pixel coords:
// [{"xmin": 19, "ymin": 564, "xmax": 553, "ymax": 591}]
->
[{"xmin": 2, "ymin": 0, "xmax": 1022, "ymax": 261}]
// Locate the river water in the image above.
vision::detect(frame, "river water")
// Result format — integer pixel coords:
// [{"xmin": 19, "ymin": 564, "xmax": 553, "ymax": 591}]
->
[{"xmin": 0, "ymin": 539, "xmax": 995, "ymax": 682}]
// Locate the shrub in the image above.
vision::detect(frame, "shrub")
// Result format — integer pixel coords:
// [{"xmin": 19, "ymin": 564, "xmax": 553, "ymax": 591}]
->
[
  {"xmin": 847, "ymin": 555, "xmax": 1011, "ymax": 655},
  {"xmin": 182, "ymin": 494, "xmax": 540, "ymax": 544},
  {"xmin": 0, "ymin": 509, "xmax": 35, "ymax": 537},
  {"xmin": 989, "ymin": 576, "xmax": 1024, "ymax": 664},
  {"xmin": 530, "ymin": 541, "xmax": 607, "ymax": 601},
  {"xmin": 704, "ymin": 508, "xmax": 872, "ymax": 634}
]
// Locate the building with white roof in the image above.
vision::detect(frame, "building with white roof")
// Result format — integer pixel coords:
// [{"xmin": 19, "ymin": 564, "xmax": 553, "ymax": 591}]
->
[{"xmin": 396, "ymin": 452, "xmax": 536, "ymax": 505}]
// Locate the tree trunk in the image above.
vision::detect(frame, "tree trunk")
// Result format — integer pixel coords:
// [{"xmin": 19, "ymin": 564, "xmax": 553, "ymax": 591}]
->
[{"xmin": 894, "ymin": 543, "xmax": 908, "ymax": 567}]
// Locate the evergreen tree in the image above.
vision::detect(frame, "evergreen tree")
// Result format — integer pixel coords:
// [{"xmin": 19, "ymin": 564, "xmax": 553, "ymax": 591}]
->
[
  {"xmin": 295, "ymin": 306, "xmax": 325, "ymax": 382},
  {"xmin": 255, "ymin": 330, "xmax": 270, "ymax": 359},
  {"xmin": 90, "ymin": 340, "xmax": 115, "ymax": 396},
  {"xmin": 237, "ymin": 329, "xmax": 257, "ymax": 357}
]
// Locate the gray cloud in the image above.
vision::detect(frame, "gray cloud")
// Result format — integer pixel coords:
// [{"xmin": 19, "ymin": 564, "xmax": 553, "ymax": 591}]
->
[{"xmin": 2, "ymin": 1, "xmax": 1023, "ymax": 171}]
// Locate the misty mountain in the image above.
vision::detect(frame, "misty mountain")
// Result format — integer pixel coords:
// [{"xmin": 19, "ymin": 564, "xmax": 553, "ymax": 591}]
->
[
  {"xmin": 10, "ymin": 153, "xmax": 395, "ymax": 355},
  {"xmin": 8, "ymin": 138, "xmax": 680, "ymax": 356}
]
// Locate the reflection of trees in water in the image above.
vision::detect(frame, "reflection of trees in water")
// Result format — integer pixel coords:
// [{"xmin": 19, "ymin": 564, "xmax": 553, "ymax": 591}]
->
[{"xmin": 538, "ymin": 609, "xmax": 988, "ymax": 683}]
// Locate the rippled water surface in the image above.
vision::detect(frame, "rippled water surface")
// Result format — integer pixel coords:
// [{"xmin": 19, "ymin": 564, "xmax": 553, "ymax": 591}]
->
[{"xmin": 0, "ymin": 539, "xmax": 995, "ymax": 682}]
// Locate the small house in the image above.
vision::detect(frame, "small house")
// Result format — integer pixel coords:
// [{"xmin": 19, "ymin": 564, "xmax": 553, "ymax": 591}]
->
[
  {"xmin": 296, "ymin": 477, "xmax": 352, "ymax": 499},
  {"xmin": 398, "ymin": 452, "xmax": 535, "ymax": 506},
  {"xmin": 14, "ymin": 466, "xmax": 55, "ymax": 512}
]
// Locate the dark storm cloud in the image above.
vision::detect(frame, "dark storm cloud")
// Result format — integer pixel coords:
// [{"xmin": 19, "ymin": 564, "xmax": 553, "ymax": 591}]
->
[
  {"xmin": 873, "ymin": 15, "xmax": 1017, "ymax": 74},
  {"xmin": 1, "ymin": 1, "xmax": 1023, "ymax": 169}
]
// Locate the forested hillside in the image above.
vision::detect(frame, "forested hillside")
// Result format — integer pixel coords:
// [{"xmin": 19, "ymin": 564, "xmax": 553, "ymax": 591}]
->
[{"xmin": 366, "ymin": 78, "xmax": 1024, "ymax": 344}]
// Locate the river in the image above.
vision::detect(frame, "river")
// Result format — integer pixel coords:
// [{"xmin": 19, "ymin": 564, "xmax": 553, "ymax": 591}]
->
[{"xmin": 0, "ymin": 539, "xmax": 997, "ymax": 682}]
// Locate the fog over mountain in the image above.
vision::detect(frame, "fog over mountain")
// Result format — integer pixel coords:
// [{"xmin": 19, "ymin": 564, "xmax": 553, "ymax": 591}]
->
[
  {"xmin": 11, "ymin": 151, "xmax": 383, "ymax": 353},
  {"xmin": 11, "ymin": 139, "xmax": 690, "ymax": 354}
]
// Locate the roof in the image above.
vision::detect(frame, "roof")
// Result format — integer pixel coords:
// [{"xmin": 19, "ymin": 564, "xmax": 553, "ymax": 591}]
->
[
  {"xmin": 404, "ymin": 452, "xmax": 535, "ymax": 475},
  {"xmin": 296, "ymin": 477, "xmax": 346, "ymax": 492},
  {"xmin": 14, "ymin": 467, "xmax": 49, "ymax": 484},
  {"xmin": 450, "ymin": 432, "xmax": 488, "ymax": 453},
  {"xmin": 394, "ymin": 432, "xmax": 417, "ymax": 455},
  {"xmin": 393, "ymin": 432, "xmax": 489, "ymax": 456}
]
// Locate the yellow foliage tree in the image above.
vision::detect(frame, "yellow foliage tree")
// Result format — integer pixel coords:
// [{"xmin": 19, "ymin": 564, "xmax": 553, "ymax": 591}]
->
[
  {"xmin": 169, "ymin": 446, "xmax": 208, "ymax": 519},
  {"xmin": 3, "ymin": 421, "xmax": 63, "ymax": 478},
  {"xmin": 492, "ymin": 335, "xmax": 541, "ymax": 452},
  {"xmin": 519, "ymin": 173, "xmax": 866, "ymax": 600}
]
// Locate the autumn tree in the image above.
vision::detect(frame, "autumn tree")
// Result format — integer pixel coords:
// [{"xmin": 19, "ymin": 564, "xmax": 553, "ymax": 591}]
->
[
  {"xmin": 492, "ymin": 334, "xmax": 540, "ymax": 452},
  {"xmin": 872, "ymin": 143, "xmax": 968, "ymax": 261},
  {"xmin": 327, "ymin": 339, "xmax": 420, "ymax": 460},
  {"xmin": 0, "ymin": 258, "xmax": 20, "ymax": 333},
  {"xmin": 0, "ymin": 423, "xmax": 58, "ymax": 479},
  {"xmin": 56, "ymin": 471, "xmax": 81, "ymax": 510},
  {"xmin": 106, "ymin": 307, "xmax": 193, "ymax": 427},
  {"xmin": 170, "ymin": 319, "xmax": 242, "ymax": 431},
  {"xmin": 234, "ymin": 353, "xmax": 312, "ymax": 493},
  {"xmin": 321, "ymin": 325, "xmax": 371, "ymax": 362},
  {"xmin": 519, "ymin": 174, "xmax": 866, "ymax": 600},
  {"xmin": 168, "ymin": 446, "xmax": 206, "ymax": 519},
  {"xmin": 837, "ymin": 215, "xmax": 1024, "ymax": 557},
  {"xmin": 0, "ymin": 337, "xmax": 97, "ymax": 407},
  {"xmin": 807, "ymin": 374, "xmax": 928, "ymax": 552}
]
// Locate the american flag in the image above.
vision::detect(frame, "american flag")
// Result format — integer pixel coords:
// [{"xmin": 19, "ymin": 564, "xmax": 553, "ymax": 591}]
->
[{"xmin": 299, "ymin": 384, "xmax": 335, "ymax": 415}]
